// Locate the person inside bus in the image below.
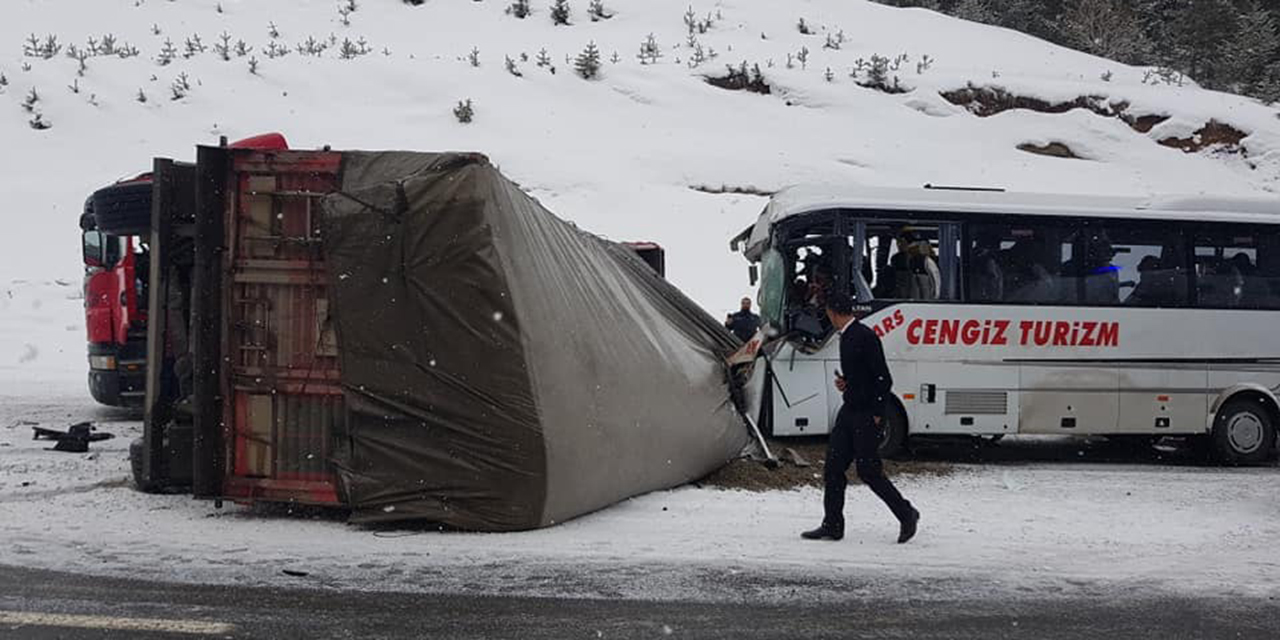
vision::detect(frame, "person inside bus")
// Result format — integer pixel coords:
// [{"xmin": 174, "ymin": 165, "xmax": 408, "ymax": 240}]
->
[
  {"xmin": 969, "ymin": 230, "xmax": 1004, "ymax": 301},
  {"xmin": 875, "ymin": 229, "xmax": 939, "ymax": 301},
  {"xmin": 1063, "ymin": 234, "xmax": 1119, "ymax": 304},
  {"xmin": 1125, "ymin": 255, "xmax": 1173, "ymax": 306},
  {"xmin": 1002, "ymin": 237, "xmax": 1056, "ymax": 303}
]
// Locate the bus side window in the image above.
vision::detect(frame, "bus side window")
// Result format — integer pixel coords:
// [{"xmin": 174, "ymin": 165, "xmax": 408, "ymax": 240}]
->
[
  {"xmin": 1091, "ymin": 223, "xmax": 1188, "ymax": 308},
  {"xmin": 866, "ymin": 223, "xmax": 954, "ymax": 302},
  {"xmin": 1194, "ymin": 229, "xmax": 1278, "ymax": 309},
  {"xmin": 969, "ymin": 223, "xmax": 1066, "ymax": 304}
]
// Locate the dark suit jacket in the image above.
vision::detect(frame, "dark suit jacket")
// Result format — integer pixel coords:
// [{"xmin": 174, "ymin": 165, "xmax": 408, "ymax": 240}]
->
[{"xmin": 839, "ymin": 319, "xmax": 894, "ymax": 418}]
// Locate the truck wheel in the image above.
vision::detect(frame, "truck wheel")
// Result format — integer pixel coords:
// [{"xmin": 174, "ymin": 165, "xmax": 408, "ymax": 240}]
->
[
  {"xmin": 1211, "ymin": 398, "xmax": 1276, "ymax": 465},
  {"xmin": 878, "ymin": 401, "xmax": 908, "ymax": 459},
  {"xmin": 129, "ymin": 437, "xmax": 163, "ymax": 493},
  {"xmin": 93, "ymin": 181, "xmax": 152, "ymax": 236}
]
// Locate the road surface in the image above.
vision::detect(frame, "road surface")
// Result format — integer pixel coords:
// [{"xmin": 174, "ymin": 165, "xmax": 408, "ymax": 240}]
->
[{"xmin": 1, "ymin": 564, "xmax": 1277, "ymax": 639}]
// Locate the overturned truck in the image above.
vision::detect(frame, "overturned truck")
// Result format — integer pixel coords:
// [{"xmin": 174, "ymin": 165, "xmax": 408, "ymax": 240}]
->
[{"xmin": 133, "ymin": 143, "xmax": 751, "ymax": 530}]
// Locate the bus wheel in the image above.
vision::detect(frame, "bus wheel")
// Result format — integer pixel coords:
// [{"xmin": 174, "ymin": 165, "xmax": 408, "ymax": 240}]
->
[
  {"xmin": 1211, "ymin": 399, "xmax": 1276, "ymax": 465},
  {"xmin": 878, "ymin": 402, "xmax": 908, "ymax": 459}
]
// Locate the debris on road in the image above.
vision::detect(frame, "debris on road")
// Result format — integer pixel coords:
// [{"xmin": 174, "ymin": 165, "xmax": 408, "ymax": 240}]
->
[{"xmin": 32, "ymin": 422, "xmax": 114, "ymax": 453}]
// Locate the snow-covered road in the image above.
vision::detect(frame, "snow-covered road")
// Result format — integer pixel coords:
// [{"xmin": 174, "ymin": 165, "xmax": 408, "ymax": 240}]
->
[{"xmin": 3, "ymin": 384, "xmax": 1278, "ymax": 605}]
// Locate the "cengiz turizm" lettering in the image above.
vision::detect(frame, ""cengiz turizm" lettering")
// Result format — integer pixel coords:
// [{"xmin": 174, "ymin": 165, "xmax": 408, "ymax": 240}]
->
[{"xmin": 901, "ymin": 318, "xmax": 1120, "ymax": 347}]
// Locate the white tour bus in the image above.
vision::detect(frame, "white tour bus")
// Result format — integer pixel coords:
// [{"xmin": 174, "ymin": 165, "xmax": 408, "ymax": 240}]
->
[{"xmin": 731, "ymin": 185, "xmax": 1280, "ymax": 464}]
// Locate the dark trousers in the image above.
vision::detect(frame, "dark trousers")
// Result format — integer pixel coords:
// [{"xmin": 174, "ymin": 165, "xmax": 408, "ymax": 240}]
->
[{"xmin": 823, "ymin": 407, "xmax": 913, "ymax": 527}]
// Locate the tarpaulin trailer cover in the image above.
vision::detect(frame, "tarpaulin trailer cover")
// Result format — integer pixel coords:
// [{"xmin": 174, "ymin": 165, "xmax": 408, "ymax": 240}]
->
[{"xmin": 318, "ymin": 152, "xmax": 750, "ymax": 530}]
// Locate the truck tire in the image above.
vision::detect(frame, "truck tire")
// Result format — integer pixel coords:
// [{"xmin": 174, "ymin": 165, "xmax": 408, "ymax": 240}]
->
[
  {"xmin": 879, "ymin": 400, "xmax": 908, "ymax": 459},
  {"xmin": 1211, "ymin": 398, "xmax": 1276, "ymax": 465},
  {"xmin": 129, "ymin": 437, "xmax": 164, "ymax": 493},
  {"xmin": 93, "ymin": 181, "xmax": 152, "ymax": 236}
]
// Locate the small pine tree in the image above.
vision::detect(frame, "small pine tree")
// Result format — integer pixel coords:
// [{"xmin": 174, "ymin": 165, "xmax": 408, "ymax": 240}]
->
[
  {"xmin": 30, "ymin": 112, "xmax": 51, "ymax": 130},
  {"xmin": 137, "ymin": 88, "xmax": 148, "ymax": 103},
  {"xmin": 574, "ymin": 41, "xmax": 601, "ymax": 79},
  {"xmin": 468, "ymin": 47, "xmax": 481, "ymax": 67},
  {"xmin": 797, "ymin": 17, "xmax": 813, "ymax": 35},
  {"xmin": 588, "ymin": 0, "xmax": 610, "ymax": 21},
  {"xmin": 508, "ymin": 0, "xmax": 531, "ymax": 18},
  {"xmin": 637, "ymin": 33, "xmax": 661, "ymax": 65},
  {"xmin": 551, "ymin": 0, "xmax": 570, "ymax": 25},
  {"xmin": 453, "ymin": 99, "xmax": 474, "ymax": 123},
  {"xmin": 505, "ymin": 55, "xmax": 523, "ymax": 76},
  {"xmin": 824, "ymin": 67, "xmax": 834, "ymax": 82},
  {"xmin": 536, "ymin": 47, "xmax": 552, "ymax": 67}
]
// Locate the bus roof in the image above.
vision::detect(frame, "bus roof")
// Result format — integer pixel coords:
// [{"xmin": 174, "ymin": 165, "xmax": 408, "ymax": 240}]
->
[{"xmin": 737, "ymin": 184, "xmax": 1280, "ymax": 260}]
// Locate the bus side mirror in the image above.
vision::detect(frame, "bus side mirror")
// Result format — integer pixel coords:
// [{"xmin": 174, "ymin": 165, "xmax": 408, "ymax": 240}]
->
[{"xmin": 748, "ymin": 265, "xmax": 759, "ymax": 286}]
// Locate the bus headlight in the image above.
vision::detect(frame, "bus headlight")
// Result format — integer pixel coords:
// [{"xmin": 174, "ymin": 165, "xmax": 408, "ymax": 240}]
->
[{"xmin": 89, "ymin": 355, "xmax": 117, "ymax": 370}]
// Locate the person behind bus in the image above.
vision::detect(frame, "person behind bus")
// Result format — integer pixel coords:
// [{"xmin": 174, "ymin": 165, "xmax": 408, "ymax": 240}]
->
[
  {"xmin": 801, "ymin": 291, "xmax": 919, "ymax": 544},
  {"xmin": 724, "ymin": 296, "xmax": 761, "ymax": 342}
]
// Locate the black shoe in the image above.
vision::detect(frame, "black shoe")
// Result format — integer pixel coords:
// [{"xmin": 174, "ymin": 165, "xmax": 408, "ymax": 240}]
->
[
  {"xmin": 898, "ymin": 508, "xmax": 920, "ymax": 544},
  {"xmin": 801, "ymin": 524, "xmax": 844, "ymax": 541}
]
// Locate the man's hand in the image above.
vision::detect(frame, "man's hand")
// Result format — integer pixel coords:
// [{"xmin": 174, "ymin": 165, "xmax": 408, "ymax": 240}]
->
[
  {"xmin": 834, "ymin": 374, "xmax": 846, "ymax": 393},
  {"xmin": 873, "ymin": 416, "xmax": 882, "ymax": 426}
]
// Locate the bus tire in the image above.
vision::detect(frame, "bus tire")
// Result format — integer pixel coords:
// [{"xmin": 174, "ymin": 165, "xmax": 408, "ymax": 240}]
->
[
  {"xmin": 879, "ymin": 401, "xmax": 908, "ymax": 459},
  {"xmin": 1211, "ymin": 398, "xmax": 1276, "ymax": 465},
  {"xmin": 93, "ymin": 181, "xmax": 153, "ymax": 236}
]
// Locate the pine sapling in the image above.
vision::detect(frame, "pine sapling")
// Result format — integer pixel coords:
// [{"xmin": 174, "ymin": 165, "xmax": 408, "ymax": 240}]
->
[
  {"xmin": 637, "ymin": 33, "xmax": 661, "ymax": 65},
  {"xmin": 68, "ymin": 78, "xmax": 80, "ymax": 93},
  {"xmin": 235, "ymin": 40, "xmax": 253, "ymax": 57},
  {"xmin": 185, "ymin": 35, "xmax": 206, "ymax": 59},
  {"xmin": 588, "ymin": 0, "xmax": 611, "ymax": 21},
  {"xmin": 152, "ymin": 24, "xmax": 162, "ymax": 36},
  {"xmin": 797, "ymin": 18, "xmax": 812, "ymax": 35},
  {"xmin": 536, "ymin": 47, "xmax": 552, "ymax": 67},
  {"xmin": 269, "ymin": 22, "xmax": 281, "ymax": 39},
  {"xmin": 507, "ymin": 0, "xmax": 531, "ymax": 18},
  {"xmin": 215, "ymin": 32, "xmax": 233, "ymax": 61},
  {"xmin": 453, "ymin": 99, "xmax": 474, "ymax": 123},
  {"xmin": 574, "ymin": 41, "xmax": 601, "ymax": 79},
  {"xmin": 551, "ymin": 0, "xmax": 570, "ymax": 26},
  {"xmin": 248, "ymin": 57, "xmax": 259, "ymax": 74},
  {"xmin": 824, "ymin": 67, "xmax": 834, "ymax": 82},
  {"xmin": 468, "ymin": 47, "xmax": 481, "ymax": 67},
  {"xmin": 30, "ymin": 112, "xmax": 51, "ymax": 130},
  {"xmin": 137, "ymin": 88, "xmax": 147, "ymax": 103},
  {"xmin": 797, "ymin": 46, "xmax": 809, "ymax": 70},
  {"xmin": 610, "ymin": 51, "xmax": 620, "ymax": 64},
  {"xmin": 22, "ymin": 87, "xmax": 38, "ymax": 112},
  {"xmin": 505, "ymin": 55, "xmax": 523, "ymax": 77}
]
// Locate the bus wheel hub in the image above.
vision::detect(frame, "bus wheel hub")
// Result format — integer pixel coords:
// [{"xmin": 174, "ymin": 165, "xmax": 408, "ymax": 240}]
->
[{"xmin": 1227, "ymin": 413, "xmax": 1263, "ymax": 453}]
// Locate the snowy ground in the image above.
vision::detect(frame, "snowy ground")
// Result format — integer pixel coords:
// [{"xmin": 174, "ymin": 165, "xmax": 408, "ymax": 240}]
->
[
  {"xmin": 3, "ymin": 382, "xmax": 1278, "ymax": 604},
  {"xmin": 4, "ymin": 0, "xmax": 1280, "ymax": 607}
]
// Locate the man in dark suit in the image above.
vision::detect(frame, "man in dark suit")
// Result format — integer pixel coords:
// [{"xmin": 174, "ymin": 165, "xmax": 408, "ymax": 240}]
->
[{"xmin": 802, "ymin": 292, "xmax": 920, "ymax": 543}]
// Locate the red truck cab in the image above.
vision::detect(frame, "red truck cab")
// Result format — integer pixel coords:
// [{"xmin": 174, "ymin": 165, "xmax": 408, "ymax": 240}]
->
[{"xmin": 83, "ymin": 133, "xmax": 289, "ymax": 407}]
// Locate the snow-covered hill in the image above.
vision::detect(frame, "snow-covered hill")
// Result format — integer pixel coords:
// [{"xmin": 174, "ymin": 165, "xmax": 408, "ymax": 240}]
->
[{"xmin": 4, "ymin": 0, "xmax": 1280, "ymax": 378}]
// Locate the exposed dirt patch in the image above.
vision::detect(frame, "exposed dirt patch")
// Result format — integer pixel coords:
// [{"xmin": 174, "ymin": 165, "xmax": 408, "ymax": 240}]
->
[
  {"xmin": 701, "ymin": 438, "xmax": 954, "ymax": 492},
  {"xmin": 1017, "ymin": 141, "xmax": 1084, "ymax": 159},
  {"xmin": 940, "ymin": 84, "xmax": 1170, "ymax": 134},
  {"xmin": 1157, "ymin": 120, "xmax": 1249, "ymax": 154}
]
